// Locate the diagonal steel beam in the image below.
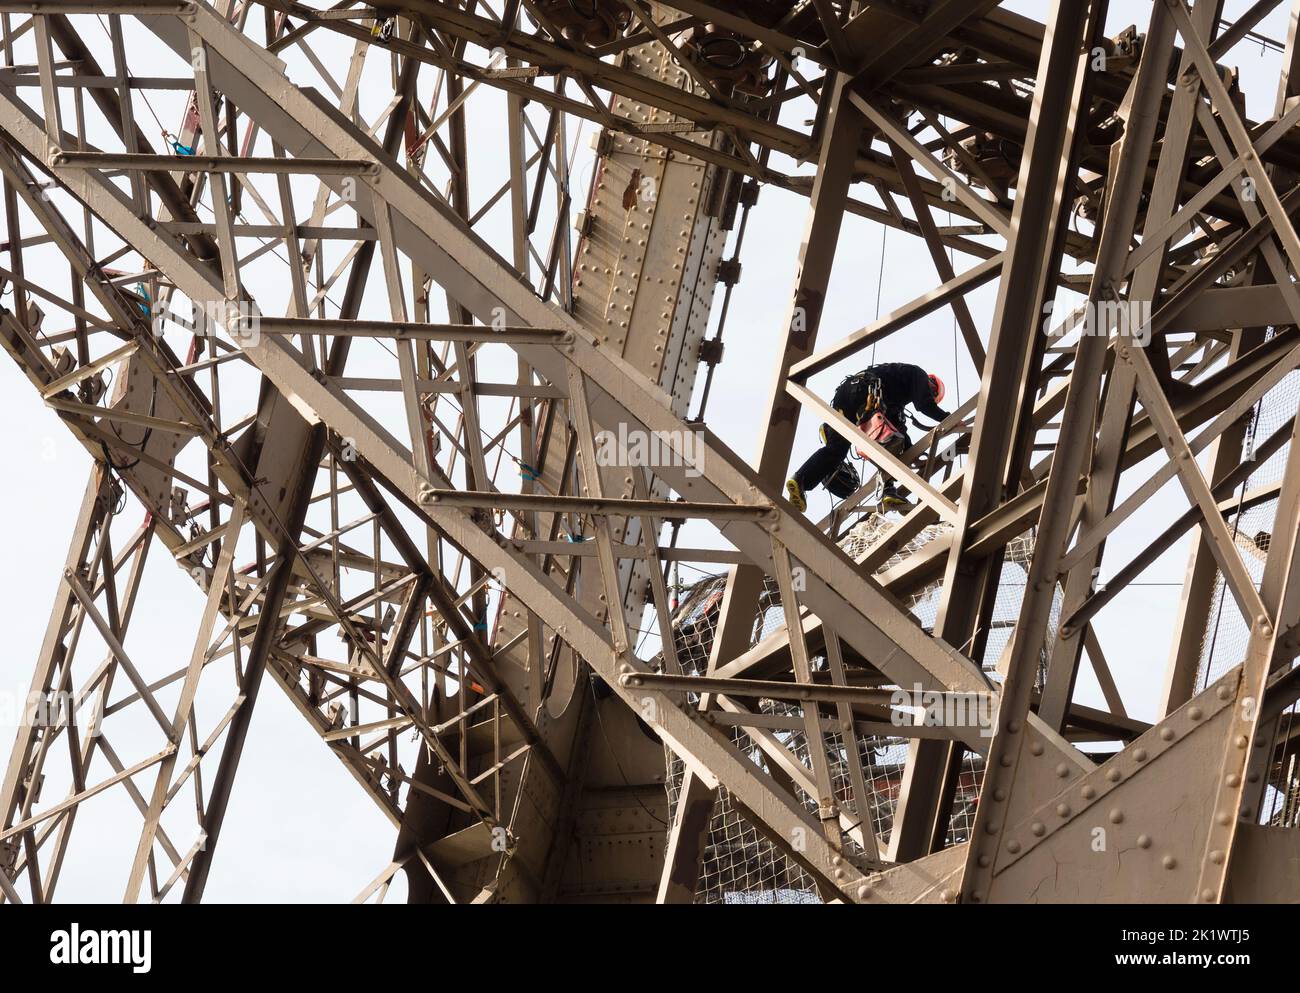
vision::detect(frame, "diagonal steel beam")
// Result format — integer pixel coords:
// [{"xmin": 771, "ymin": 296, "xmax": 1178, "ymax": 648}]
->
[{"xmin": 959, "ymin": 0, "xmax": 1180, "ymax": 902}]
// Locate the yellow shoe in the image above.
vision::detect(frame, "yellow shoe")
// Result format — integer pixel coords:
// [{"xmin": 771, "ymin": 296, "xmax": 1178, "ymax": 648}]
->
[
  {"xmin": 880, "ymin": 492, "xmax": 912, "ymax": 512},
  {"xmin": 786, "ymin": 478, "xmax": 807, "ymax": 513}
]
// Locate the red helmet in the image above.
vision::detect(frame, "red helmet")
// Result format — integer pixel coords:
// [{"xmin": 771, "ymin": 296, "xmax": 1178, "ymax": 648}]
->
[{"xmin": 928, "ymin": 373, "xmax": 946, "ymax": 404}]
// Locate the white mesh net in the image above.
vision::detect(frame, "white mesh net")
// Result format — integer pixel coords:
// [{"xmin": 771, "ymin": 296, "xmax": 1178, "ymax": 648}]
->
[
  {"xmin": 1194, "ymin": 357, "xmax": 1300, "ymax": 826},
  {"xmin": 662, "ymin": 511, "xmax": 1058, "ymax": 903}
]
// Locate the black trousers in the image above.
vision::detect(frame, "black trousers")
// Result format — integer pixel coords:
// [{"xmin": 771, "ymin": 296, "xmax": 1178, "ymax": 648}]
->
[{"xmin": 792, "ymin": 421, "xmax": 909, "ymax": 495}]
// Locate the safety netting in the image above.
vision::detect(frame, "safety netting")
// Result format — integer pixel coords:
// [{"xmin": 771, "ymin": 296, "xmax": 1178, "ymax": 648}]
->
[
  {"xmin": 662, "ymin": 512, "xmax": 1059, "ymax": 903},
  {"xmin": 1194, "ymin": 354, "xmax": 1300, "ymax": 827}
]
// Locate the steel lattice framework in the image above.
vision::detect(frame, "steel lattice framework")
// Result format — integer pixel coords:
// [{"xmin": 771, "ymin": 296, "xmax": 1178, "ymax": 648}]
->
[{"xmin": 2, "ymin": 0, "xmax": 1300, "ymax": 904}]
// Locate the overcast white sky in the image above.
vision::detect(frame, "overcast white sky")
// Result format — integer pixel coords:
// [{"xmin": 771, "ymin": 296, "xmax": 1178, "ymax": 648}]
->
[{"xmin": 0, "ymin": 0, "xmax": 1291, "ymax": 901}]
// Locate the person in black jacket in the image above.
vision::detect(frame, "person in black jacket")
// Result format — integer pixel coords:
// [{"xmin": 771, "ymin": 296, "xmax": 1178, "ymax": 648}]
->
[{"xmin": 786, "ymin": 363, "xmax": 948, "ymax": 512}]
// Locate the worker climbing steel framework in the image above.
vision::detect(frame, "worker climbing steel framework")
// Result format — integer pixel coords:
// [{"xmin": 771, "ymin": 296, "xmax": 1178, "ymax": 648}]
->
[
  {"xmin": 0, "ymin": 0, "xmax": 1299, "ymax": 914},
  {"xmin": 786, "ymin": 363, "xmax": 947, "ymax": 512}
]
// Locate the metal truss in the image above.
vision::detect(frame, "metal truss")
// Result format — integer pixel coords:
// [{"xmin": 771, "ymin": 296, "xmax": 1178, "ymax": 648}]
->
[{"xmin": 1, "ymin": 0, "xmax": 1299, "ymax": 904}]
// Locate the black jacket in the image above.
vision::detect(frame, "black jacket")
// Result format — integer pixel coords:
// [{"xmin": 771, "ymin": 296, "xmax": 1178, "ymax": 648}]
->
[{"xmin": 833, "ymin": 362, "xmax": 948, "ymax": 426}]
